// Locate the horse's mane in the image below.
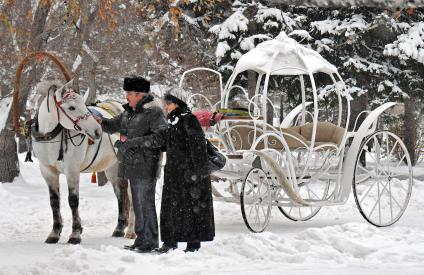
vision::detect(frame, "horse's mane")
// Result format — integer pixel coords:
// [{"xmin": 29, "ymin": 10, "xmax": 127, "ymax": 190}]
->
[
  {"xmin": 30, "ymin": 79, "xmax": 64, "ymax": 111},
  {"xmin": 35, "ymin": 79, "xmax": 64, "ymax": 97}
]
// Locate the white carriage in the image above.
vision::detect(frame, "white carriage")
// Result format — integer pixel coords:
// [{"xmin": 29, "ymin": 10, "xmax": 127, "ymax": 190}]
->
[{"xmin": 179, "ymin": 35, "xmax": 413, "ymax": 232}]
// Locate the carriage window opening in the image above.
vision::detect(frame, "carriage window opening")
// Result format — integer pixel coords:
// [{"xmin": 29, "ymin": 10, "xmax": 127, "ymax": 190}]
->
[{"xmin": 180, "ymin": 71, "xmax": 221, "ymax": 111}]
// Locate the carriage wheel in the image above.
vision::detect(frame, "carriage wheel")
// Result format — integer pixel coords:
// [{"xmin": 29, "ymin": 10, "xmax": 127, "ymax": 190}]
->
[
  {"xmin": 272, "ymin": 149, "xmax": 332, "ymax": 221},
  {"xmin": 240, "ymin": 168, "xmax": 272, "ymax": 233},
  {"xmin": 353, "ymin": 130, "xmax": 413, "ymax": 227},
  {"xmin": 277, "ymin": 178, "xmax": 331, "ymax": 221}
]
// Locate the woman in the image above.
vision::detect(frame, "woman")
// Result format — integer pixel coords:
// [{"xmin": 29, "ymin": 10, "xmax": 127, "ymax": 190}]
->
[{"xmin": 156, "ymin": 87, "xmax": 215, "ymax": 253}]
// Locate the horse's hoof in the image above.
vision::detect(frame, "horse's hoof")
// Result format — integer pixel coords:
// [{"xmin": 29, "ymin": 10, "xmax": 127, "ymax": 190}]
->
[
  {"xmin": 67, "ymin": 237, "xmax": 81, "ymax": 244},
  {"xmin": 125, "ymin": 232, "xmax": 136, "ymax": 239},
  {"xmin": 112, "ymin": 230, "xmax": 125, "ymax": 238},
  {"xmin": 45, "ymin": 236, "xmax": 60, "ymax": 244}
]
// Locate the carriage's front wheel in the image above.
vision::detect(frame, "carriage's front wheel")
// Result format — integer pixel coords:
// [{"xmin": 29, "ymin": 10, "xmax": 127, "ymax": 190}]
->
[
  {"xmin": 353, "ymin": 130, "xmax": 413, "ymax": 227},
  {"xmin": 277, "ymin": 178, "xmax": 331, "ymax": 221},
  {"xmin": 240, "ymin": 168, "xmax": 272, "ymax": 233}
]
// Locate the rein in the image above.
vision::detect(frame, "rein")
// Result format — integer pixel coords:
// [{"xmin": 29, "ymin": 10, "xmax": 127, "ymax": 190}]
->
[{"xmin": 80, "ymin": 135, "xmax": 103, "ymax": 172}]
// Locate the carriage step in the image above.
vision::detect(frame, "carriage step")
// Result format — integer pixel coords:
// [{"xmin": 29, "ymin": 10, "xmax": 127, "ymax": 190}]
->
[
  {"xmin": 212, "ymin": 170, "xmax": 244, "ymax": 180},
  {"xmin": 226, "ymin": 154, "xmax": 243, "ymax": 159}
]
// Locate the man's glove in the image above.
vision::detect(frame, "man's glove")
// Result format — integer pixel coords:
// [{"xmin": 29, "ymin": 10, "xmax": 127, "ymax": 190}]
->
[{"xmin": 114, "ymin": 140, "xmax": 129, "ymax": 153}]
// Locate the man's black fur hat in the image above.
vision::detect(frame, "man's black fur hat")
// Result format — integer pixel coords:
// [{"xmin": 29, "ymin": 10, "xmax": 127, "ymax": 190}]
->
[{"xmin": 123, "ymin": 76, "xmax": 150, "ymax": 93}]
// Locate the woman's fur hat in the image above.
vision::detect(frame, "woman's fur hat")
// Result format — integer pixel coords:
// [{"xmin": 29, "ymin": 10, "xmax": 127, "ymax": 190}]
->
[{"xmin": 164, "ymin": 87, "xmax": 189, "ymax": 106}]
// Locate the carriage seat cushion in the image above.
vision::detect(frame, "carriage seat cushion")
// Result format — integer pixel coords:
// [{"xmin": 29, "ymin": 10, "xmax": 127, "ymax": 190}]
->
[
  {"xmin": 222, "ymin": 121, "xmax": 344, "ymax": 151},
  {"xmin": 296, "ymin": 122, "xmax": 345, "ymax": 145}
]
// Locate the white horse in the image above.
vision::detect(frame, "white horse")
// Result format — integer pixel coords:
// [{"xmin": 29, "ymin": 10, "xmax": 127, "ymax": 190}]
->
[{"xmin": 31, "ymin": 79, "xmax": 134, "ymax": 244}]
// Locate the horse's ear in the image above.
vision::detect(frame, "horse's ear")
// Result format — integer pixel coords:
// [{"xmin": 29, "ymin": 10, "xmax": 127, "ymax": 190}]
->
[
  {"xmin": 62, "ymin": 78, "xmax": 75, "ymax": 95},
  {"xmin": 55, "ymin": 83, "xmax": 65, "ymax": 101}
]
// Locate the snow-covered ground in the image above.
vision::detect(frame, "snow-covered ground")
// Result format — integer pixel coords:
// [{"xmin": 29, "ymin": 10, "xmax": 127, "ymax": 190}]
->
[{"xmin": 1, "ymin": 155, "xmax": 424, "ymax": 275}]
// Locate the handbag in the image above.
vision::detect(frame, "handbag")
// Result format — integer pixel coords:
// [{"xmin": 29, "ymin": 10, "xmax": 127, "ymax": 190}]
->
[{"xmin": 206, "ymin": 139, "xmax": 226, "ymax": 173}]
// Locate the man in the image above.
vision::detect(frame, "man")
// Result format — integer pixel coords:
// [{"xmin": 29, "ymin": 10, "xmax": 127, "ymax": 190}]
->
[{"xmin": 98, "ymin": 76, "xmax": 167, "ymax": 253}]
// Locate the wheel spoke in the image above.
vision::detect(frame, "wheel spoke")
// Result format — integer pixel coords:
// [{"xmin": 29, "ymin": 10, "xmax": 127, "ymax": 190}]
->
[
  {"xmin": 261, "ymin": 204, "xmax": 267, "ymax": 219},
  {"xmin": 389, "ymin": 180, "xmax": 393, "ymax": 221},
  {"xmin": 359, "ymin": 180, "xmax": 378, "ymax": 204},
  {"xmin": 367, "ymin": 149, "xmax": 389, "ymax": 177},
  {"xmin": 385, "ymin": 134, "xmax": 390, "ymax": 176},
  {"xmin": 307, "ymin": 187, "xmax": 314, "ymax": 214},
  {"xmin": 377, "ymin": 181, "xmax": 382, "ymax": 224},
  {"xmin": 305, "ymin": 184, "xmax": 321, "ymax": 200},
  {"xmin": 248, "ymin": 204, "xmax": 255, "ymax": 219},
  {"xmin": 367, "ymin": 180, "xmax": 403, "ymax": 220},
  {"xmin": 389, "ymin": 140, "xmax": 399, "ymax": 157},
  {"xmin": 393, "ymin": 154, "xmax": 406, "ymax": 172},
  {"xmin": 379, "ymin": 180, "xmax": 403, "ymax": 210},
  {"xmin": 254, "ymin": 204, "xmax": 260, "ymax": 225}
]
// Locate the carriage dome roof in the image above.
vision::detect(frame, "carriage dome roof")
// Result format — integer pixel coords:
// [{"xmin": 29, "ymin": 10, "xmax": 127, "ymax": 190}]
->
[{"xmin": 234, "ymin": 33, "xmax": 338, "ymax": 76}]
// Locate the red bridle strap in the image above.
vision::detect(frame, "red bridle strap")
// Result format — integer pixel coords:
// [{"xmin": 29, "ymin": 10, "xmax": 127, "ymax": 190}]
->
[{"xmin": 53, "ymin": 92, "xmax": 92, "ymax": 132}]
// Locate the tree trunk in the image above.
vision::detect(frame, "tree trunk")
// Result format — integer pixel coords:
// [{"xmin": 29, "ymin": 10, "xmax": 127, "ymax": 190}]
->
[
  {"xmin": 0, "ymin": 129, "xmax": 19, "ymax": 183},
  {"xmin": 246, "ymin": 6, "xmax": 258, "ymax": 100},
  {"xmin": 86, "ymin": 60, "xmax": 97, "ymax": 104},
  {"xmin": 279, "ymin": 93, "xmax": 285, "ymax": 123},
  {"xmin": 348, "ymin": 93, "xmax": 368, "ymax": 132},
  {"xmin": 348, "ymin": 93, "xmax": 368, "ymax": 166},
  {"xmin": 404, "ymin": 97, "xmax": 417, "ymax": 166},
  {"xmin": 0, "ymin": 1, "xmax": 52, "ymax": 183}
]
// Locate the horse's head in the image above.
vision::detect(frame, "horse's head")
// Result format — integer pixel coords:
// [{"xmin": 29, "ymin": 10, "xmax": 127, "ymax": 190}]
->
[{"xmin": 53, "ymin": 79, "xmax": 102, "ymax": 140}]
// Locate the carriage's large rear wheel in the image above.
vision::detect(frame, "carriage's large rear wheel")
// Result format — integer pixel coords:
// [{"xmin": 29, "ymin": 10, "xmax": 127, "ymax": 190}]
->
[
  {"xmin": 353, "ymin": 130, "xmax": 413, "ymax": 227},
  {"xmin": 240, "ymin": 168, "xmax": 272, "ymax": 233}
]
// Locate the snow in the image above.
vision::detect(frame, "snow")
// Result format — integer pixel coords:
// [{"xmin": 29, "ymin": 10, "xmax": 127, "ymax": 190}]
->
[
  {"xmin": 384, "ymin": 22, "xmax": 424, "ymax": 64},
  {"xmin": 1, "ymin": 155, "xmax": 424, "ymax": 274},
  {"xmin": 255, "ymin": 6, "xmax": 283, "ymax": 24},
  {"xmin": 209, "ymin": 10, "xmax": 249, "ymax": 40},
  {"xmin": 215, "ymin": 41, "xmax": 231, "ymax": 63},
  {"xmin": 240, "ymin": 34, "xmax": 271, "ymax": 51},
  {"xmin": 0, "ymin": 96, "xmax": 12, "ymax": 131},
  {"xmin": 343, "ymin": 57, "xmax": 386, "ymax": 73},
  {"xmin": 234, "ymin": 34, "xmax": 338, "ymax": 76},
  {"xmin": 72, "ymin": 55, "xmax": 83, "ymax": 73},
  {"xmin": 314, "ymin": 38, "xmax": 334, "ymax": 53},
  {"xmin": 181, "ymin": 14, "xmax": 199, "ymax": 27},
  {"xmin": 289, "ymin": 30, "xmax": 313, "ymax": 41},
  {"xmin": 83, "ymin": 42, "xmax": 99, "ymax": 63},
  {"xmin": 311, "ymin": 15, "xmax": 369, "ymax": 37}
]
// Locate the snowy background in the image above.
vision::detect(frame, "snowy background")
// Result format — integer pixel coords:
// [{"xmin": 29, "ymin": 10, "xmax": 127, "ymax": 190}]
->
[
  {"xmin": 1, "ymin": 154, "xmax": 424, "ymax": 275},
  {"xmin": 1, "ymin": 1, "xmax": 424, "ymax": 274}
]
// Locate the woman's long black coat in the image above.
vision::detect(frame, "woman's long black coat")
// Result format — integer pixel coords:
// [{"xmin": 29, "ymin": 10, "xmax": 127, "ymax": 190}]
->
[{"xmin": 160, "ymin": 108, "xmax": 215, "ymax": 243}]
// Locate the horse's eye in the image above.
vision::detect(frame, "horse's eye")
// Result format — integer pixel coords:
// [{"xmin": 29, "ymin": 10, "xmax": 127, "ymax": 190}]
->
[{"xmin": 69, "ymin": 106, "xmax": 76, "ymax": 111}]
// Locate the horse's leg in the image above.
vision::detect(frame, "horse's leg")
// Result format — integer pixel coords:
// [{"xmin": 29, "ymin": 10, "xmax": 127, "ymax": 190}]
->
[
  {"xmin": 41, "ymin": 165, "xmax": 62, "ymax": 243},
  {"xmin": 126, "ymin": 185, "xmax": 136, "ymax": 239},
  {"xmin": 65, "ymin": 172, "xmax": 83, "ymax": 244},
  {"xmin": 105, "ymin": 164, "xmax": 130, "ymax": 237}
]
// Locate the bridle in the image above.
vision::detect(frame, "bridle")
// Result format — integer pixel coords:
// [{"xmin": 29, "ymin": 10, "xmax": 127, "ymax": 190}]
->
[{"xmin": 53, "ymin": 90, "xmax": 92, "ymax": 132}]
